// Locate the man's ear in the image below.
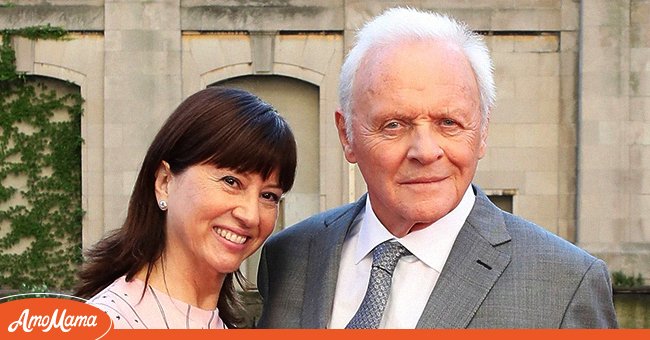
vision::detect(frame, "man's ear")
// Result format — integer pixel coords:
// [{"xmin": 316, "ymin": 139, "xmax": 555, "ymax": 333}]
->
[
  {"xmin": 335, "ymin": 110, "xmax": 357, "ymax": 163},
  {"xmin": 154, "ymin": 161, "xmax": 172, "ymax": 202},
  {"xmin": 478, "ymin": 112, "xmax": 490, "ymax": 159}
]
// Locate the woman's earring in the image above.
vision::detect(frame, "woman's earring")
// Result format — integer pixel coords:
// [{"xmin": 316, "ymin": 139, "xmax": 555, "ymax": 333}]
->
[{"xmin": 158, "ymin": 200, "xmax": 168, "ymax": 211}]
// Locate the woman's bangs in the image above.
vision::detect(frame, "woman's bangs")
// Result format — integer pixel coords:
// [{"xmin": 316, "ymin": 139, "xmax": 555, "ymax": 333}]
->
[{"xmin": 203, "ymin": 114, "xmax": 296, "ymax": 192}]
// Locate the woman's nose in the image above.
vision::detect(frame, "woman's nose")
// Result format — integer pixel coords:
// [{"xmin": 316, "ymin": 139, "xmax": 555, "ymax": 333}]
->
[{"xmin": 232, "ymin": 195, "xmax": 260, "ymax": 228}]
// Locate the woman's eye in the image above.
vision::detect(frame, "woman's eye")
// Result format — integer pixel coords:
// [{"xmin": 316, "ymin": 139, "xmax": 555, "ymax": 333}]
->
[
  {"xmin": 261, "ymin": 192, "xmax": 281, "ymax": 203},
  {"xmin": 222, "ymin": 176, "xmax": 240, "ymax": 187}
]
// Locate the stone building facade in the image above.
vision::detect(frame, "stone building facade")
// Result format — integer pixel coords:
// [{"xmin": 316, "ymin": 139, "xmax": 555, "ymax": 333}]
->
[{"xmin": 1, "ymin": 0, "xmax": 648, "ymax": 282}]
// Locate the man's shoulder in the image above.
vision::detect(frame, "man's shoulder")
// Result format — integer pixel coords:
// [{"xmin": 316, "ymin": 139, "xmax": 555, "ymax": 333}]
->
[
  {"xmin": 471, "ymin": 188, "xmax": 597, "ymax": 264},
  {"xmin": 298, "ymin": 200, "xmax": 359, "ymax": 226},
  {"xmin": 267, "ymin": 200, "xmax": 360, "ymax": 243},
  {"xmin": 501, "ymin": 211, "xmax": 599, "ymax": 266}
]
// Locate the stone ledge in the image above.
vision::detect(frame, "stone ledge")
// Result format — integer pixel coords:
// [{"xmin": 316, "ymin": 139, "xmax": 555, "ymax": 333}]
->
[{"xmin": 614, "ymin": 286, "xmax": 650, "ymax": 294}]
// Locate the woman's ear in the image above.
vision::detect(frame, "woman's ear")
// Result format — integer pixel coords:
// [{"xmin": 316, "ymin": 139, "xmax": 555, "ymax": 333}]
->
[{"xmin": 154, "ymin": 161, "xmax": 172, "ymax": 202}]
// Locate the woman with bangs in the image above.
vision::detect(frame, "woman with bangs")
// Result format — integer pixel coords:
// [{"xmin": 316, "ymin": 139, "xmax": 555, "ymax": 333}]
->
[{"xmin": 74, "ymin": 87, "xmax": 297, "ymax": 329}]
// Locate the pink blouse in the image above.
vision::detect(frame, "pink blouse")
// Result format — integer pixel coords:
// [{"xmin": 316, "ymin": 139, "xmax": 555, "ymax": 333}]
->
[{"xmin": 87, "ymin": 276, "xmax": 225, "ymax": 329}]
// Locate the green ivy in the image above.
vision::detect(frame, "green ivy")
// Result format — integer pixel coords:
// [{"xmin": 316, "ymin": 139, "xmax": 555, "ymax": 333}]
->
[
  {"xmin": 612, "ymin": 270, "xmax": 645, "ymax": 288},
  {"xmin": 0, "ymin": 25, "xmax": 83, "ymax": 291}
]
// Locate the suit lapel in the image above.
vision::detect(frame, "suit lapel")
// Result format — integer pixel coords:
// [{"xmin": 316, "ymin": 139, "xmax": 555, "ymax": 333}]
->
[
  {"xmin": 300, "ymin": 196, "xmax": 366, "ymax": 328},
  {"xmin": 416, "ymin": 187, "xmax": 512, "ymax": 328}
]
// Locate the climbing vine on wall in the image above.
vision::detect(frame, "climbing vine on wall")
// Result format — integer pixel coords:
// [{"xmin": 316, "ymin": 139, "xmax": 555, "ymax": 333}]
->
[{"xmin": 0, "ymin": 25, "xmax": 84, "ymax": 291}]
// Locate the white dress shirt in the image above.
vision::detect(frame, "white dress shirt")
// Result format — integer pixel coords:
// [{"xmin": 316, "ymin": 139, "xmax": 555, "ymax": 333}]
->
[{"xmin": 328, "ymin": 185, "xmax": 476, "ymax": 328}]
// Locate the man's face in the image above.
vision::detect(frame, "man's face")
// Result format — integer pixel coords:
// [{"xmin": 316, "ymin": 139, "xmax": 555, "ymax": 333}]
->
[{"xmin": 336, "ymin": 40, "xmax": 487, "ymax": 237}]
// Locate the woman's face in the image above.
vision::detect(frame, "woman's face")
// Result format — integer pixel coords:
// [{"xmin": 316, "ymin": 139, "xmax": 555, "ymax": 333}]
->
[{"xmin": 156, "ymin": 163, "xmax": 282, "ymax": 278}]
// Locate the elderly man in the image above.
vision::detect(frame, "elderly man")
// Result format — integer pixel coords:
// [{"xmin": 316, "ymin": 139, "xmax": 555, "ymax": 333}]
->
[{"xmin": 256, "ymin": 7, "xmax": 618, "ymax": 328}]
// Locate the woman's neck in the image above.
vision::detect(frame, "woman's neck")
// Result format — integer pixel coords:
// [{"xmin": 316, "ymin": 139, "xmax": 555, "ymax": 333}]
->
[{"xmin": 135, "ymin": 255, "xmax": 225, "ymax": 310}]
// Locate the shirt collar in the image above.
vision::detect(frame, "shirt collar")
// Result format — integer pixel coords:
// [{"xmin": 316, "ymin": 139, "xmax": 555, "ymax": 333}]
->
[{"xmin": 354, "ymin": 185, "xmax": 476, "ymax": 272}]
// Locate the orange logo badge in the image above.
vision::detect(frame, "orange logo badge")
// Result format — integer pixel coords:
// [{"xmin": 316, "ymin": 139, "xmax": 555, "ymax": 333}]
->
[{"xmin": 0, "ymin": 294, "xmax": 112, "ymax": 339}]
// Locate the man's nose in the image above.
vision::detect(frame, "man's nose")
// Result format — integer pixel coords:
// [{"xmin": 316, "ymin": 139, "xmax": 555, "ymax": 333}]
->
[{"xmin": 406, "ymin": 126, "xmax": 443, "ymax": 164}]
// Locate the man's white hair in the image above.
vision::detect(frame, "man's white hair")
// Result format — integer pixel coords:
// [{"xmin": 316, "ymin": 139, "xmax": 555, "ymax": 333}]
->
[{"xmin": 338, "ymin": 7, "xmax": 496, "ymax": 140}]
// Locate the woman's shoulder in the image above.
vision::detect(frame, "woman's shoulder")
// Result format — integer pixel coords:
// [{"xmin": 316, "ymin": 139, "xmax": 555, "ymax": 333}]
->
[
  {"xmin": 86, "ymin": 276, "xmax": 148, "ymax": 329},
  {"xmin": 87, "ymin": 276, "xmax": 226, "ymax": 329}
]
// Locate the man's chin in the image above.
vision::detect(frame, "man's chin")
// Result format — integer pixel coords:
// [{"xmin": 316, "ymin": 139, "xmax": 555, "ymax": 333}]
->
[
  {"xmin": 407, "ymin": 222, "xmax": 434, "ymax": 234},
  {"xmin": 403, "ymin": 205, "xmax": 453, "ymax": 226}
]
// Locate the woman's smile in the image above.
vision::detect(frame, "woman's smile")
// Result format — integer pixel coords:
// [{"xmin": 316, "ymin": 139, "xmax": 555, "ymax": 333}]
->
[{"xmin": 214, "ymin": 226, "xmax": 248, "ymax": 245}]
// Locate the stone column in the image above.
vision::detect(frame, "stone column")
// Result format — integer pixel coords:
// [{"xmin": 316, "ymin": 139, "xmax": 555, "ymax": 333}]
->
[
  {"xmin": 103, "ymin": 0, "xmax": 182, "ymax": 232},
  {"xmin": 578, "ymin": 0, "xmax": 649, "ymax": 279},
  {"xmin": 628, "ymin": 0, "xmax": 650, "ymax": 279}
]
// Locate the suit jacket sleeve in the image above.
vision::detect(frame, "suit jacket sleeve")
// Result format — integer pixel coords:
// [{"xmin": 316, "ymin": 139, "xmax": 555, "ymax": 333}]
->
[
  {"xmin": 560, "ymin": 258, "xmax": 618, "ymax": 328},
  {"xmin": 257, "ymin": 244, "xmax": 270, "ymax": 315}
]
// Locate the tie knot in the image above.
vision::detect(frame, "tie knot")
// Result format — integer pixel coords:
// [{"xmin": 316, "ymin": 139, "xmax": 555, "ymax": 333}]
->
[{"xmin": 371, "ymin": 241, "xmax": 410, "ymax": 273}]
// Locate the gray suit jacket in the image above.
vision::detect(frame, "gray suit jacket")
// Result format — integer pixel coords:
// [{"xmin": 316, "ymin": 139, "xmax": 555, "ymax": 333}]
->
[{"xmin": 256, "ymin": 185, "xmax": 618, "ymax": 328}]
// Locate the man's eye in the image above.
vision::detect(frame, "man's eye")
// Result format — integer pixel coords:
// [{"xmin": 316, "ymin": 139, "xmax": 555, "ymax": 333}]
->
[
  {"xmin": 442, "ymin": 119, "xmax": 457, "ymax": 126},
  {"xmin": 385, "ymin": 121, "xmax": 401, "ymax": 129}
]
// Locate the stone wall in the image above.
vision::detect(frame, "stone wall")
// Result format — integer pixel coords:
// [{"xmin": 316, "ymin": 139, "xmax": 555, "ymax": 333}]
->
[{"xmin": 0, "ymin": 0, "xmax": 648, "ymax": 281}]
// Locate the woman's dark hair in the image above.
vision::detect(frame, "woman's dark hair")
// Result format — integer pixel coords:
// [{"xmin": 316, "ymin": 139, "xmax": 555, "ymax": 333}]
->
[{"xmin": 74, "ymin": 87, "xmax": 297, "ymax": 328}]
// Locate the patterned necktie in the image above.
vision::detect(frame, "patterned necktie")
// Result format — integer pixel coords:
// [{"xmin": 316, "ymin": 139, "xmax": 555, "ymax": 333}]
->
[{"xmin": 346, "ymin": 241, "xmax": 411, "ymax": 329}]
